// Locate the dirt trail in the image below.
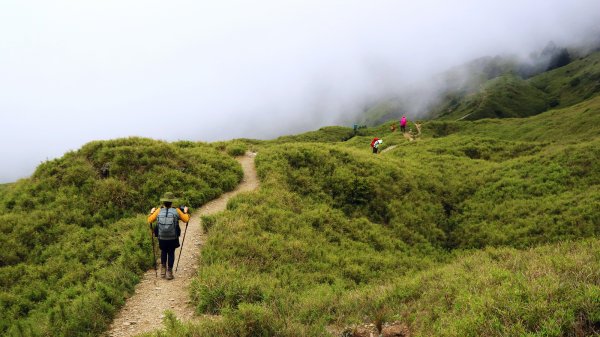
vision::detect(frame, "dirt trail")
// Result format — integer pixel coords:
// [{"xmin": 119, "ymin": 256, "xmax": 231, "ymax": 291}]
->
[
  {"xmin": 380, "ymin": 145, "xmax": 398, "ymax": 153},
  {"xmin": 105, "ymin": 152, "xmax": 259, "ymax": 337},
  {"xmin": 381, "ymin": 123, "xmax": 422, "ymax": 154},
  {"xmin": 402, "ymin": 122, "xmax": 422, "ymax": 142}
]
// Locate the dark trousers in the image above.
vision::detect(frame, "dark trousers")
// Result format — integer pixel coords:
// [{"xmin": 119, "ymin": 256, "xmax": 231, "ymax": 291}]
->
[
  {"xmin": 161, "ymin": 248, "xmax": 176, "ymax": 269},
  {"xmin": 401, "ymin": 125, "xmax": 406, "ymax": 133}
]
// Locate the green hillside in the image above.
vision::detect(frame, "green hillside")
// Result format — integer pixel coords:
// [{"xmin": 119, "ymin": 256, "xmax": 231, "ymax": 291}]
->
[
  {"xmin": 0, "ymin": 138, "xmax": 242, "ymax": 336},
  {"xmin": 359, "ymin": 54, "xmax": 527, "ymax": 126},
  {"xmin": 0, "ymin": 183, "xmax": 12, "ymax": 195},
  {"xmin": 426, "ymin": 94, "xmax": 600, "ymax": 143},
  {"xmin": 531, "ymin": 51, "xmax": 600, "ymax": 109},
  {"xmin": 433, "ymin": 51, "xmax": 600, "ymax": 121},
  {"xmin": 275, "ymin": 126, "xmax": 358, "ymax": 144},
  {"xmin": 335, "ymin": 239, "xmax": 600, "ymax": 336},
  {"xmin": 2, "ymin": 51, "xmax": 600, "ymax": 337},
  {"xmin": 434, "ymin": 74, "xmax": 550, "ymax": 120},
  {"xmin": 360, "ymin": 100, "xmax": 405, "ymax": 127},
  {"xmin": 143, "ymin": 90, "xmax": 599, "ymax": 336}
]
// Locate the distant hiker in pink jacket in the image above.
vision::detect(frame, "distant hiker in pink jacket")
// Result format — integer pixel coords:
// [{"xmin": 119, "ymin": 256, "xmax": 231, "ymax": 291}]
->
[{"xmin": 400, "ymin": 116, "xmax": 407, "ymax": 133}]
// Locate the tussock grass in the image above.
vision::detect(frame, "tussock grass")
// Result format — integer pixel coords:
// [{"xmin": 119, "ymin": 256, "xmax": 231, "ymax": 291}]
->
[
  {"xmin": 0, "ymin": 137, "xmax": 242, "ymax": 336},
  {"xmin": 153, "ymin": 92, "xmax": 600, "ymax": 336},
  {"xmin": 335, "ymin": 239, "xmax": 600, "ymax": 336},
  {"xmin": 4, "ymin": 53, "xmax": 600, "ymax": 337},
  {"xmin": 433, "ymin": 51, "xmax": 600, "ymax": 122}
]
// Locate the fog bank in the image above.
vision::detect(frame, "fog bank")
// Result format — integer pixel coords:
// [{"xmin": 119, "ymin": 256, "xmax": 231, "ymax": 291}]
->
[{"xmin": 1, "ymin": 0, "xmax": 600, "ymax": 182}]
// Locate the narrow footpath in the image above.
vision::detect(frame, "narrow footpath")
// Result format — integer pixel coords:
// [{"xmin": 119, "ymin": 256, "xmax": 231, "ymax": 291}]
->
[
  {"xmin": 402, "ymin": 122, "xmax": 422, "ymax": 142},
  {"xmin": 105, "ymin": 152, "xmax": 259, "ymax": 337},
  {"xmin": 381, "ymin": 123, "xmax": 422, "ymax": 154}
]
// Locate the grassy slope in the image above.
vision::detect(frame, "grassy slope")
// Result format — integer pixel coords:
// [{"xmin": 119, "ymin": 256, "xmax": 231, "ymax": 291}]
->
[
  {"xmin": 4, "ymin": 55, "xmax": 598, "ymax": 337},
  {"xmin": 435, "ymin": 74, "xmax": 550, "ymax": 121},
  {"xmin": 145, "ymin": 92, "xmax": 600, "ymax": 336},
  {"xmin": 433, "ymin": 51, "xmax": 600, "ymax": 121},
  {"xmin": 426, "ymin": 94, "xmax": 600, "ymax": 143},
  {"xmin": 0, "ymin": 183, "xmax": 12, "ymax": 196},
  {"xmin": 274, "ymin": 126, "xmax": 357, "ymax": 144},
  {"xmin": 360, "ymin": 101, "xmax": 404, "ymax": 127},
  {"xmin": 0, "ymin": 138, "xmax": 242, "ymax": 337},
  {"xmin": 531, "ymin": 51, "xmax": 600, "ymax": 109},
  {"xmin": 359, "ymin": 55, "xmax": 525, "ymax": 126},
  {"xmin": 336, "ymin": 239, "xmax": 600, "ymax": 336},
  {"xmin": 157, "ymin": 240, "xmax": 600, "ymax": 337}
]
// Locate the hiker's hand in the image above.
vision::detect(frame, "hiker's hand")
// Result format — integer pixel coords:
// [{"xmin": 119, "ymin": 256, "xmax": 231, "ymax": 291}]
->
[
  {"xmin": 150, "ymin": 207, "xmax": 156, "ymax": 214},
  {"xmin": 183, "ymin": 206, "xmax": 189, "ymax": 214}
]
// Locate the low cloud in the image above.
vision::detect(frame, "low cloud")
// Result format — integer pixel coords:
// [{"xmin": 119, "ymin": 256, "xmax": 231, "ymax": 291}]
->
[{"xmin": 1, "ymin": 0, "xmax": 600, "ymax": 182}]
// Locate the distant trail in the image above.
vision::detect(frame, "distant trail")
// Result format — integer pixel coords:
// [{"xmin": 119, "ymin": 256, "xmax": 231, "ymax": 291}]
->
[
  {"xmin": 382, "ymin": 123, "xmax": 422, "ymax": 153},
  {"xmin": 402, "ymin": 122, "xmax": 422, "ymax": 142},
  {"xmin": 105, "ymin": 152, "xmax": 259, "ymax": 337},
  {"xmin": 381, "ymin": 145, "xmax": 398, "ymax": 153},
  {"xmin": 456, "ymin": 113, "xmax": 473, "ymax": 121}
]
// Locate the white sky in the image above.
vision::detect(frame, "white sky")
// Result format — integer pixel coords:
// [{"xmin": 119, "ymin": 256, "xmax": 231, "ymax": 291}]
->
[{"xmin": 1, "ymin": 0, "xmax": 599, "ymax": 182}]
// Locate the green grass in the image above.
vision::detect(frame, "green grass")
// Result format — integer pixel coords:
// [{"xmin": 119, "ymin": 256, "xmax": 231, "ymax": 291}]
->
[
  {"xmin": 4, "ymin": 51, "xmax": 600, "ymax": 337},
  {"xmin": 0, "ymin": 137, "xmax": 242, "ymax": 336},
  {"xmin": 433, "ymin": 51, "xmax": 600, "ymax": 121},
  {"xmin": 0, "ymin": 183, "xmax": 13, "ymax": 195},
  {"xmin": 132, "ymin": 91, "xmax": 598, "ymax": 336},
  {"xmin": 334, "ymin": 239, "xmax": 600, "ymax": 336},
  {"xmin": 359, "ymin": 100, "xmax": 404, "ymax": 127},
  {"xmin": 531, "ymin": 51, "xmax": 600, "ymax": 108},
  {"xmin": 147, "ymin": 239, "xmax": 600, "ymax": 336},
  {"xmin": 426, "ymin": 93, "xmax": 600, "ymax": 143},
  {"xmin": 435, "ymin": 74, "xmax": 550, "ymax": 121},
  {"xmin": 274, "ymin": 126, "xmax": 358, "ymax": 143},
  {"xmin": 212, "ymin": 138, "xmax": 263, "ymax": 156}
]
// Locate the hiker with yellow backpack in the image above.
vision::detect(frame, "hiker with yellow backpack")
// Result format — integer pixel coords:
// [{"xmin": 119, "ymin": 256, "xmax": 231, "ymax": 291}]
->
[{"xmin": 148, "ymin": 192, "xmax": 190, "ymax": 280}]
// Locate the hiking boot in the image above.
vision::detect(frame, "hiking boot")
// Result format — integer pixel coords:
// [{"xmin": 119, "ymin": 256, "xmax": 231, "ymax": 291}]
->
[
  {"xmin": 160, "ymin": 265, "xmax": 166, "ymax": 278},
  {"xmin": 166, "ymin": 269, "xmax": 174, "ymax": 280}
]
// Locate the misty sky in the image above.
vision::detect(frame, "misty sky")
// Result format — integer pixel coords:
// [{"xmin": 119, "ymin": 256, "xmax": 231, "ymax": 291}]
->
[{"xmin": 1, "ymin": 0, "xmax": 600, "ymax": 182}]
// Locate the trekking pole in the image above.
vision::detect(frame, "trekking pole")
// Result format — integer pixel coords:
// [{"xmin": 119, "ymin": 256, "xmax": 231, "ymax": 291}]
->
[
  {"xmin": 149, "ymin": 222, "xmax": 158, "ymax": 278},
  {"xmin": 175, "ymin": 221, "xmax": 189, "ymax": 272}
]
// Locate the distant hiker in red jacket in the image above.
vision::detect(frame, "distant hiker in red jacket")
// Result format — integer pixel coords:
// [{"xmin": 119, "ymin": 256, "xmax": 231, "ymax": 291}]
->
[
  {"xmin": 371, "ymin": 138, "xmax": 382, "ymax": 154},
  {"xmin": 148, "ymin": 192, "xmax": 190, "ymax": 280},
  {"xmin": 400, "ymin": 116, "xmax": 407, "ymax": 133}
]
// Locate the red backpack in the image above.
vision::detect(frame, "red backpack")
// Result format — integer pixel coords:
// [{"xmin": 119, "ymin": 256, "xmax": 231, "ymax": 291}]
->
[{"xmin": 370, "ymin": 138, "xmax": 379, "ymax": 148}]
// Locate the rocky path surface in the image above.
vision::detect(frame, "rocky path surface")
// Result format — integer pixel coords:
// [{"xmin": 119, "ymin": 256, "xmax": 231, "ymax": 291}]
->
[{"xmin": 105, "ymin": 152, "xmax": 258, "ymax": 337}]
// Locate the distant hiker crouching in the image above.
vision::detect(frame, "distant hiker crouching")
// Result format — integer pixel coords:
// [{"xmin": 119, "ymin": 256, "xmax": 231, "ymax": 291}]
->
[
  {"xmin": 148, "ymin": 192, "xmax": 190, "ymax": 280},
  {"xmin": 371, "ymin": 138, "xmax": 382, "ymax": 154}
]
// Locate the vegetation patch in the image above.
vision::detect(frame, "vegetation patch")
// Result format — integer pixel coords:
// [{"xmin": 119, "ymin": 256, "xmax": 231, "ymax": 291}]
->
[
  {"xmin": 162, "ymin": 92, "xmax": 599, "ymax": 336},
  {"xmin": 0, "ymin": 137, "xmax": 242, "ymax": 336},
  {"xmin": 4, "ymin": 52, "xmax": 600, "ymax": 337}
]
